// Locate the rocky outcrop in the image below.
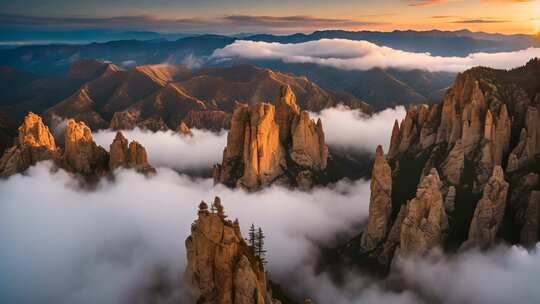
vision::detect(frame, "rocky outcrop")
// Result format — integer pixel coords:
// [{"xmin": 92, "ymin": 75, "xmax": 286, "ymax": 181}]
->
[
  {"xmin": 360, "ymin": 145, "xmax": 392, "ymax": 251},
  {"xmin": 185, "ymin": 197, "xmax": 278, "ymax": 304},
  {"xmin": 0, "ymin": 112, "xmax": 59, "ymax": 176},
  {"xmin": 359, "ymin": 60, "xmax": 540, "ymax": 264},
  {"xmin": 109, "ymin": 132, "xmax": 156, "ymax": 174},
  {"xmin": 462, "ymin": 166, "xmax": 509, "ymax": 249},
  {"xmin": 63, "ymin": 119, "xmax": 109, "ymax": 176},
  {"xmin": 177, "ymin": 122, "xmax": 193, "ymax": 136},
  {"xmin": 399, "ymin": 169, "xmax": 448, "ymax": 256},
  {"xmin": 213, "ymin": 86, "xmax": 329, "ymax": 190},
  {"xmin": 0, "ymin": 112, "xmax": 155, "ymax": 179}
]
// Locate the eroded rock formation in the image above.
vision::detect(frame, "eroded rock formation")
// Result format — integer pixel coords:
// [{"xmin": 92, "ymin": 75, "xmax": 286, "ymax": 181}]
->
[
  {"xmin": 185, "ymin": 197, "xmax": 279, "ymax": 304},
  {"xmin": 360, "ymin": 145, "xmax": 392, "ymax": 251},
  {"xmin": 462, "ymin": 166, "xmax": 509, "ymax": 249},
  {"xmin": 0, "ymin": 112, "xmax": 59, "ymax": 176},
  {"xmin": 359, "ymin": 59, "xmax": 540, "ymax": 264},
  {"xmin": 109, "ymin": 132, "xmax": 156, "ymax": 174},
  {"xmin": 0, "ymin": 112, "xmax": 155, "ymax": 179},
  {"xmin": 399, "ymin": 169, "xmax": 448, "ymax": 256},
  {"xmin": 213, "ymin": 86, "xmax": 329, "ymax": 190}
]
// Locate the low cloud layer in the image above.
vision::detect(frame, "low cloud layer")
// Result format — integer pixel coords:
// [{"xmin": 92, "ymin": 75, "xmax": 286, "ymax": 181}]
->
[
  {"xmin": 312, "ymin": 106, "xmax": 406, "ymax": 153},
  {"xmin": 395, "ymin": 245, "xmax": 540, "ymax": 304},
  {"xmin": 212, "ymin": 38, "xmax": 540, "ymax": 72},
  {"xmin": 93, "ymin": 128, "xmax": 227, "ymax": 172},
  {"xmin": 0, "ymin": 163, "xmax": 370, "ymax": 303},
  {"xmin": 91, "ymin": 107, "xmax": 405, "ymax": 174},
  {"xmin": 2, "ymin": 163, "xmax": 540, "ymax": 304}
]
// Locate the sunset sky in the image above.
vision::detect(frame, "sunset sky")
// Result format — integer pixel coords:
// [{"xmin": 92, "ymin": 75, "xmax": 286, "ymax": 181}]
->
[{"xmin": 0, "ymin": 0, "xmax": 539, "ymax": 34}]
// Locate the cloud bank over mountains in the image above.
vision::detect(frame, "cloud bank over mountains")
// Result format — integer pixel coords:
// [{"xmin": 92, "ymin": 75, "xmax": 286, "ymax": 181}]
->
[
  {"xmin": 2, "ymin": 161, "xmax": 540, "ymax": 304},
  {"xmin": 212, "ymin": 38, "xmax": 540, "ymax": 72}
]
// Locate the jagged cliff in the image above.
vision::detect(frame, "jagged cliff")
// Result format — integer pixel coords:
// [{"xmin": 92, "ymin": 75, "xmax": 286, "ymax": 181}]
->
[
  {"xmin": 360, "ymin": 59, "xmax": 540, "ymax": 265},
  {"xmin": 0, "ymin": 112, "xmax": 155, "ymax": 179},
  {"xmin": 213, "ymin": 86, "xmax": 329, "ymax": 190},
  {"xmin": 0, "ymin": 112, "xmax": 59, "ymax": 177},
  {"xmin": 185, "ymin": 197, "xmax": 280, "ymax": 304}
]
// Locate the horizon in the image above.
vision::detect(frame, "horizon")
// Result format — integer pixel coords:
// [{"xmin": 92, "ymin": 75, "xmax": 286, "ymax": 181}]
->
[{"xmin": 1, "ymin": 0, "xmax": 539, "ymax": 35}]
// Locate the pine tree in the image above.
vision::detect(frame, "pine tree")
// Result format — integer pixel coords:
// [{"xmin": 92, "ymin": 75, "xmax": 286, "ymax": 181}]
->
[
  {"xmin": 255, "ymin": 227, "xmax": 267, "ymax": 265},
  {"xmin": 248, "ymin": 223, "xmax": 256, "ymax": 253}
]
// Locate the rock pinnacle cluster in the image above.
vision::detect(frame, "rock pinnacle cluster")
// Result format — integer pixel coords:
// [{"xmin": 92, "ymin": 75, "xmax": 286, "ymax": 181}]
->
[{"xmin": 213, "ymin": 85, "xmax": 329, "ymax": 190}]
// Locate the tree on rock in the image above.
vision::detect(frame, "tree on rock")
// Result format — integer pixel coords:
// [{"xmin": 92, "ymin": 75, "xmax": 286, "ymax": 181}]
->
[{"xmin": 255, "ymin": 227, "xmax": 267, "ymax": 265}]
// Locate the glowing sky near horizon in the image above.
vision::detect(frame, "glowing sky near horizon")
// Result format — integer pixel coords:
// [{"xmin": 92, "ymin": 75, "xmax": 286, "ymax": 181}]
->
[{"xmin": 0, "ymin": 0, "xmax": 538, "ymax": 34}]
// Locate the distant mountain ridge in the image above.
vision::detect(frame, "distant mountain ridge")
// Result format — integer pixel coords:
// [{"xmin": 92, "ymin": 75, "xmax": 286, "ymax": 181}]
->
[{"xmin": 0, "ymin": 60, "xmax": 371, "ymax": 133}]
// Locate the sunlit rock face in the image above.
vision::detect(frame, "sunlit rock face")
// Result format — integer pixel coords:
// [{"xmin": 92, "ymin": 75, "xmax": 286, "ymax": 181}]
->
[
  {"xmin": 0, "ymin": 112, "xmax": 155, "ymax": 179},
  {"xmin": 0, "ymin": 112, "xmax": 59, "ymax": 177},
  {"xmin": 185, "ymin": 197, "xmax": 279, "ymax": 304},
  {"xmin": 360, "ymin": 145, "xmax": 393, "ymax": 252},
  {"xmin": 213, "ymin": 86, "xmax": 329, "ymax": 191},
  {"xmin": 360, "ymin": 59, "xmax": 540, "ymax": 264}
]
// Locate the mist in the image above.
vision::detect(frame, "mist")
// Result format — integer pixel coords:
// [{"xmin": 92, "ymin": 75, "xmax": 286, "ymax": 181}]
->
[
  {"xmin": 211, "ymin": 39, "xmax": 540, "ymax": 72},
  {"xmin": 91, "ymin": 106, "xmax": 406, "ymax": 175},
  {"xmin": 93, "ymin": 128, "xmax": 227, "ymax": 172},
  {"xmin": 2, "ymin": 163, "xmax": 539, "ymax": 304},
  {"xmin": 312, "ymin": 106, "xmax": 406, "ymax": 153},
  {"xmin": 0, "ymin": 163, "xmax": 371, "ymax": 304}
]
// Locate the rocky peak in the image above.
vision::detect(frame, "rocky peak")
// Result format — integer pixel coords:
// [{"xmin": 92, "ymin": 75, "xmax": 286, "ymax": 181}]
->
[
  {"xmin": 0, "ymin": 112, "xmax": 59, "ymax": 177},
  {"xmin": 359, "ymin": 61, "xmax": 540, "ymax": 265},
  {"xmin": 109, "ymin": 131, "xmax": 155, "ymax": 174},
  {"xmin": 185, "ymin": 197, "xmax": 277, "ymax": 304},
  {"xmin": 214, "ymin": 86, "xmax": 329, "ymax": 190},
  {"xmin": 275, "ymin": 85, "xmax": 300, "ymax": 143},
  {"xmin": 462, "ymin": 166, "xmax": 509, "ymax": 249},
  {"xmin": 17, "ymin": 112, "xmax": 57, "ymax": 150},
  {"xmin": 177, "ymin": 121, "xmax": 193, "ymax": 136},
  {"xmin": 360, "ymin": 145, "xmax": 393, "ymax": 251},
  {"xmin": 0, "ymin": 113, "xmax": 155, "ymax": 179},
  {"xmin": 398, "ymin": 168, "xmax": 448, "ymax": 256},
  {"xmin": 63, "ymin": 119, "xmax": 109, "ymax": 176}
]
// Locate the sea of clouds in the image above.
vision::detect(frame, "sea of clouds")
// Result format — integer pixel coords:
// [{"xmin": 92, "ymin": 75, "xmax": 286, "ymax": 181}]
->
[
  {"xmin": 211, "ymin": 38, "xmax": 540, "ymax": 72},
  {"xmin": 91, "ymin": 106, "xmax": 406, "ymax": 175},
  {"xmin": 2, "ymin": 105, "xmax": 540, "ymax": 303}
]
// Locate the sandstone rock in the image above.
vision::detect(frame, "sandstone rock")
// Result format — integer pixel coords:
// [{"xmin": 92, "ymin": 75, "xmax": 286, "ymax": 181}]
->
[
  {"xmin": 361, "ymin": 145, "xmax": 393, "ymax": 251},
  {"xmin": 463, "ymin": 166, "xmax": 509, "ymax": 249},
  {"xmin": 0, "ymin": 112, "xmax": 59, "ymax": 177},
  {"xmin": 109, "ymin": 132, "xmax": 129, "ymax": 170},
  {"xmin": 379, "ymin": 204, "xmax": 408, "ymax": 265},
  {"xmin": 177, "ymin": 121, "xmax": 193, "ymax": 136},
  {"xmin": 214, "ymin": 86, "xmax": 329, "ymax": 190},
  {"xmin": 441, "ymin": 140, "xmax": 464, "ymax": 186},
  {"xmin": 290, "ymin": 113, "xmax": 327, "ymax": 170},
  {"xmin": 241, "ymin": 103, "xmax": 285, "ymax": 189},
  {"xmin": 109, "ymin": 131, "xmax": 155, "ymax": 174},
  {"xmin": 63, "ymin": 119, "xmax": 109, "ymax": 176},
  {"xmin": 398, "ymin": 106, "xmax": 418, "ymax": 153},
  {"xmin": 185, "ymin": 197, "xmax": 275, "ymax": 304},
  {"xmin": 127, "ymin": 141, "xmax": 156, "ymax": 174},
  {"xmin": 388, "ymin": 119, "xmax": 401, "ymax": 159},
  {"xmin": 275, "ymin": 85, "xmax": 300, "ymax": 143},
  {"xmin": 399, "ymin": 169, "xmax": 448, "ymax": 256}
]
